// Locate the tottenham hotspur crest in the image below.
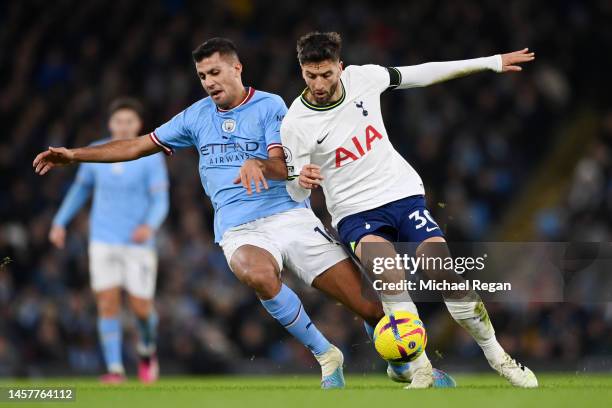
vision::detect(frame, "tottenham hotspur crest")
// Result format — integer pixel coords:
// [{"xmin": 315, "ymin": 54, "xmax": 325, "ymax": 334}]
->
[
  {"xmin": 222, "ymin": 119, "xmax": 237, "ymax": 133},
  {"xmin": 355, "ymin": 101, "xmax": 368, "ymax": 116}
]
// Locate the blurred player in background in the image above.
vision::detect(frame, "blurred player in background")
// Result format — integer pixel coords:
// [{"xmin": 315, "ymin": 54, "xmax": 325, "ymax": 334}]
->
[
  {"xmin": 49, "ymin": 98, "xmax": 169, "ymax": 384},
  {"xmin": 280, "ymin": 32, "xmax": 538, "ymax": 388}
]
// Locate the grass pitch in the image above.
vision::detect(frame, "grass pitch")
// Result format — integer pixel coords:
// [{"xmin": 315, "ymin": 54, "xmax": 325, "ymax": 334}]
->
[{"xmin": 1, "ymin": 374, "xmax": 611, "ymax": 408}]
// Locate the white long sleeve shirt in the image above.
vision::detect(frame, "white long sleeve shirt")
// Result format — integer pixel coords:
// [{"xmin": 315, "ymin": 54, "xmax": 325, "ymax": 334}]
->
[{"xmin": 281, "ymin": 56, "xmax": 502, "ymax": 226}]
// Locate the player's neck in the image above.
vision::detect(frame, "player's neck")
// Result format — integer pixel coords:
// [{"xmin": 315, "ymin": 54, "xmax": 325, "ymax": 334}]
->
[{"xmin": 221, "ymin": 86, "xmax": 249, "ymax": 110}]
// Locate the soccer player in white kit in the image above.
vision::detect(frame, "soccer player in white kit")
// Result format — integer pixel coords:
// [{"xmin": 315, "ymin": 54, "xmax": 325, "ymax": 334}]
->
[{"xmin": 279, "ymin": 32, "xmax": 538, "ymax": 388}]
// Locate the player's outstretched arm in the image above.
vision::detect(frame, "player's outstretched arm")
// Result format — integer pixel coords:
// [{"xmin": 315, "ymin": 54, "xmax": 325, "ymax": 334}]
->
[
  {"xmin": 33, "ymin": 135, "xmax": 162, "ymax": 175},
  {"xmin": 394, "ymin": 48, "xmax": 535, "ymax": 89}
]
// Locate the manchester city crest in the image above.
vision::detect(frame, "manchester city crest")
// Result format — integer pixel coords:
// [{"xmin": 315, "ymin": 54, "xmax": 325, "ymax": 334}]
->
[{"xmin": 222, "ymin": 119, "xmax": 237, "ymax": 133}]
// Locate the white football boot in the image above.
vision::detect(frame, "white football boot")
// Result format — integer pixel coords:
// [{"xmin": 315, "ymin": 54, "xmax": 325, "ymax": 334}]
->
[
  {"xmin": 489, "ymin": 353, "xmax": 538, "ymax": 388},
  {"xmin": 315, "ymin": 344, "xmax": 345, "ymax": 389},
  {"xmin": 403, "ymin": 359, "xmax": 434, "ymax": 389}
]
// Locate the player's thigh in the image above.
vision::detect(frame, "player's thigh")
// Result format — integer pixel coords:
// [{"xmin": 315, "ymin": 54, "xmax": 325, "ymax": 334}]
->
[
  {"xmin": 220, "ymin": 224, "xmax": 283, "ymax": 274},
  {"xmin": 312, "ymin": 258, "xmax": 384, "ymax": 326},
  {"xmin": 355, "ymin": 234, "xmax": 398, "ymax": 261},
  {"xmin": 89, "ymin": 242, "xmax": 124, "ymax": 294},
  {"xmin": 123, "ymin": 245, "xmax": 158, "ymax": 300},
  {"xmin": 280, "ymin": 208, "xmax": 349, "ymax": 286},
  {"xmin": 220, "ymin": 226, "xmax": 283, "ymax": 298},
  {"xmin": 355, "ymin": 234, "xmax": 408, "ymax": 289}
]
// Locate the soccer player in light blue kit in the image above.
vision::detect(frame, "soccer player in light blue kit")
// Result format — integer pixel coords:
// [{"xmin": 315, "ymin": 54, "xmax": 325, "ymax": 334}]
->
[
  {"xmin": 34, "ymin": 38, "xmax": 455, "ymax": 389},
  {"xmin": 49, "ymin": 98, "xmax": 169, "ymax": 384}
]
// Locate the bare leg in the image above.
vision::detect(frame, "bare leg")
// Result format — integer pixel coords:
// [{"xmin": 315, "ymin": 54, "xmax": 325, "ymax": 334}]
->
[{"xmin": 312, "ymin": 258, "xmax": 384, "ymax": 327}]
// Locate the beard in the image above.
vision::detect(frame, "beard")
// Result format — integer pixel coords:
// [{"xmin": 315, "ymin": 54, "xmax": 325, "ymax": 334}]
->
[{"xmin": 310, "ymin": 82, "xmax": 339, "ymax": 105}]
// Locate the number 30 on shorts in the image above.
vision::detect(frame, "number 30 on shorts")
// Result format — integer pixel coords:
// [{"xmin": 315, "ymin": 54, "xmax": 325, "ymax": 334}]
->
[{"xmin": 408, "ymin": 209, "xmax": 439, "ymax": 231}]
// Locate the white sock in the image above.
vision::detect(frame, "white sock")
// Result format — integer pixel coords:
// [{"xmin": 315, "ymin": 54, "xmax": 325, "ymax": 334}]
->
[
  {"xmin": 314, "ymin": 345, "xmax": 342, "ymax": 377},
  {"xmin": 381, "ymin": 291, "xmax": 419, "ymax": 315},
  {"xmin": 477, "ymin": 335, "xmax": 506, "ymax": 363},
  {"xmin": 108, "ymin": 363, "xmax": 125, "ymax": 374},
  {"xmin": 444, "ymin": 294, "xmax": 505, "ymax": 363}
]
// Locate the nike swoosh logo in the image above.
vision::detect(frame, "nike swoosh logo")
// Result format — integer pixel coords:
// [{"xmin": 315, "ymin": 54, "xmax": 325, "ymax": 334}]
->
[
  {"xmin": 317, "ymin": 133, "xmax": 329, "ymax": 144},
  {"xmin": 426, "ymin": 226, "xmax": 439, "ymax": 232}
]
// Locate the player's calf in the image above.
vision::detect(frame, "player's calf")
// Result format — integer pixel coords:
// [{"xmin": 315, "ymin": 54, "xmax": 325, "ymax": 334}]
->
[
  {"xmin": 95, "ymin": 288, "xmax": 125, "ymax": 377},
  {"xmin": 129, "ymin": 295, "xmax": 159, "ymax": 383},
  {"xmin": 311, "ymin": 258, "xmax": 384, "ymax": 327}
]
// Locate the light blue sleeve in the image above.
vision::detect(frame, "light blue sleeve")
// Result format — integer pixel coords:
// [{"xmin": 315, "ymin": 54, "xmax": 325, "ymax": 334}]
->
[
  {"xmin": 144, "ymin": 154, "xmax": 170, "ymax": 230},
  {"xmin": 52, "ymin": 164, "xmax": 94, "ymax": 227},
  {"xmin": 150, "ymin": 106, "xmax": 196, "ymax": 155},
  {"xmin": 263, "ymin": 96, "xmax": 288, "ymax": 152}
]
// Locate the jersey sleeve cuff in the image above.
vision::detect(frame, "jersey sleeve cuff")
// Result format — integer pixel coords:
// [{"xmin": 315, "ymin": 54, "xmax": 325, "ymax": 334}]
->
[
  {"xmin": 267, "ymin": 143, "xmax": 283, "ymax": 151},
  {"xmin": 386, "ymin": 67, "xmax": 402, "ymax": 90},
  {"xmin": 149, "ymin": 132, "xmax": 174, "ymax": 156}
]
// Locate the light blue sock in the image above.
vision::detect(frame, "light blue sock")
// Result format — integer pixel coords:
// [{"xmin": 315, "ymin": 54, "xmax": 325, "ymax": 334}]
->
[
  {"xmin": 364, "ymin": 322, "xmax": 375, "ymax": 340},
  {"xmin": 261, "ymin": 284, "xmax": 331, "ymax": 356},
  {"xmin": 136, "ymin": 311, "xmax": 158, "ymax": 356},
  {"xmin": 98, "ymin": 317, "xmax": 123, "ymax": 373}
]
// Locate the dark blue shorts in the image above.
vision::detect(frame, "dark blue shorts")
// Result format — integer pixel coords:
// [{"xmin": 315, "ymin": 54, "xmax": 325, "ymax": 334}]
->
[{"xmin": 337, "ymin": 195, "xmax": 444, "ymax": 251}]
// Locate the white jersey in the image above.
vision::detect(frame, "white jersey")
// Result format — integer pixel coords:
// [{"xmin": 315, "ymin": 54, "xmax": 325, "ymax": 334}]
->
[{"xmin": 281, "ymin": 64, "xmax": 425, "ymax": 227}]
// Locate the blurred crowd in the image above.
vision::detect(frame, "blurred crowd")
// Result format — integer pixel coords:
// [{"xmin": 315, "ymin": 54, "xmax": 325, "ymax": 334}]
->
[{"xmin": 1, "ymin": 0, "xmax": 612, "ymax": 376}]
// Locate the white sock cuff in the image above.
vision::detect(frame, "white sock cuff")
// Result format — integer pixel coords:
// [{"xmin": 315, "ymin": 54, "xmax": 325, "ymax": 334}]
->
[
  {"xmin": 381, "ymin": 292, "xmax": 419, "ymax": 315},
  {"xmin": 444, "ymin": 295, "xmax": 480, "ymax": 320}
]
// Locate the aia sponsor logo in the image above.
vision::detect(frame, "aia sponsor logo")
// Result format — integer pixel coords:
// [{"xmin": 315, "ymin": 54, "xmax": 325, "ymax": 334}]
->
[{"xmin": 335, "ymin": 125, "xmax": 383, "ymax": 167}]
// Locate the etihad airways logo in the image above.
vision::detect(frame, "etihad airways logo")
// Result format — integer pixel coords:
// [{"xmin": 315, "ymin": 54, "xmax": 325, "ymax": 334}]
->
[
  {"xmin": 335, "ymin": 125, "xmax": 383, "ymax": 167},
  {"xmin": 199, "ymin": 142, "xmax": 260, "ymax": 165}
]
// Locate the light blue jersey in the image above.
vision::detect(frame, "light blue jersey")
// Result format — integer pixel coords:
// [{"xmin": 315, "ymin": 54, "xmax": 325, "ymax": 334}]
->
[
  {"xmin": 53, "ymin": 139, "xmax": 169, "ymax": 247},
  {"xmin": 150, "ymin": 87, "xmax": 306, "ymax": 242}
]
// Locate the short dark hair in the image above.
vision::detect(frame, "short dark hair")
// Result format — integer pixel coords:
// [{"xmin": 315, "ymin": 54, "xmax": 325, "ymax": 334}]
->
[
  {"xmin": 108, "ymin": 97, "xmax": 144, "ymax": 119},
  {"xmin": 192, "ymin": 37, "xmax": 240, "ymax": 62},
  {"xmin": 296, "ymin": 32, "xmax": 342, "ymax": 65}
]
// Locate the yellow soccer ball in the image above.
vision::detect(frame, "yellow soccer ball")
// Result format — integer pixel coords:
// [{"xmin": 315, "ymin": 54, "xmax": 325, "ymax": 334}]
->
[{"xmin": 373, "ymin": 311, "xmax": 427, "ymax": 363}]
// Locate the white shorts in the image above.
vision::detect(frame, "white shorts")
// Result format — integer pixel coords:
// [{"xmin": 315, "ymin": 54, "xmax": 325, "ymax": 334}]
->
[
  {"xmin": 88, "ymin": 242, "xmax": 158, "ymax": 299},
  {"xmin": 220, "ymin": 207, "xmax": 349, "ymax": 285}
]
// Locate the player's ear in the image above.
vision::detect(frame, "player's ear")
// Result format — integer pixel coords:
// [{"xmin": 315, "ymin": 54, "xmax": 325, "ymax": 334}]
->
[
  {"xmin": 339, "ymin": 60, "xmax": 344, "ymax": 71},
  {"xmin": 234, "ymin": 62, "xmax": 243, "ymax": 76}
]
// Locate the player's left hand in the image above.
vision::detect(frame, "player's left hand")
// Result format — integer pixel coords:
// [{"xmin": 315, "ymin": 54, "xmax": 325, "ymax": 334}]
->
[
  {"xmin": 132, "ymin": 225, "xmax": 153, "ymax": 243},
  {"xmin": 299, "ymin": 164, "xmax": 324, "ymax": 189},
  {"xmin": 233, "ymin": 159, "xmax": 269, "ymax": 195},
  {"xmin": 500, "ymin": 48, "xmax": 535, "ymax": 72}
]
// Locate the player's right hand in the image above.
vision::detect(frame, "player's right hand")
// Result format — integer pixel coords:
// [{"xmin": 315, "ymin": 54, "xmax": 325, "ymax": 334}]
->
[
  {"xmin": 299, "ymin": 164, "xmax": 324, "ymax": 189},
  {"xmin": 33, "ymin": 147, "xmax": 76, "ymax": 175},
  {"xmin": 49, "ymin": 225, "xmax": 66, "ymax": 249}
]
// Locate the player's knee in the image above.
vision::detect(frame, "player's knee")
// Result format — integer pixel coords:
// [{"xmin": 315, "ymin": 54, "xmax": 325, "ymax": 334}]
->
[
  {"xmin": 129, "ymin": 296, "xmax": 152, "ymax": 319},
  {"xmin": 417, "ymin": 238, "xmax": 464, "ymax": 282},
  {"xmin": 238, "ymin": 265, "xmax": 280, "ymax": 298},
  {"xmin": 96, "ymin": 294, "xmax": 120, "ymax": 317}
]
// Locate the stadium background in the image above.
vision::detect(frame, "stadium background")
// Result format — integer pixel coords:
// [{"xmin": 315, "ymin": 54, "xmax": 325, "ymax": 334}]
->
[{"xmin": 1, "ymin": 0, "xmax": 611, "ymax": 377}]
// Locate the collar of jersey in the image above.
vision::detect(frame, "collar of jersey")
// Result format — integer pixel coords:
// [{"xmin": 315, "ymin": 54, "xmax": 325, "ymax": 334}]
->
[
  {"xmin": 300, "ymin": 80, "xmax": 345, "ymax": 111},
  {"xmin": 217, "ymin": 87, "xmax": 255, "ymax": 112}
]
